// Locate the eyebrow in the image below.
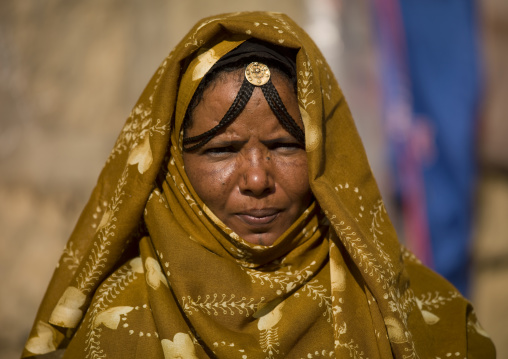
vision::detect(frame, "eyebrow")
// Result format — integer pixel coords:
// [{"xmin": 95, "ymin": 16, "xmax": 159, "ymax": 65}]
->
[
  {"xmin": 262, "ymin": 136, "xmax": 298, "ymax": 144},
  {"xmin": 203, "ymin": 135, "xmax": 299, "ymax": 149},
  {"xmin": 205, "ymin": 139, "xmax": 247, "ymax": 147}
]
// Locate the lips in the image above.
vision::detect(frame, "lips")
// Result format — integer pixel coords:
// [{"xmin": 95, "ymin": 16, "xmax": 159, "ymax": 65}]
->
[{"xmin": 236, "ymin": 208, "xmax": 280, "ymax": 226}]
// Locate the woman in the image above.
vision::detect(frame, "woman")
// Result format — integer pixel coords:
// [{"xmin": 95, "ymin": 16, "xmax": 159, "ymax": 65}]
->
[{"xmin": 23, "ymin": 12, "xmax": 495, "ymax": 358}]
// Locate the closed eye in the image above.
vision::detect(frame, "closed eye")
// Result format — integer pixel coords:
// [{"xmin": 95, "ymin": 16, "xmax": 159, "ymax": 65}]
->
[
  {"xmin": 201, "ymin": 139, "xmax": 246, "ymax": 156},
  {"xmin": 268, "ymin": 142, "xmax": 304, "ymax": 151},
  {"xmin": 203, "ymin": 145, "xmax": 237, "ymax": 155}
]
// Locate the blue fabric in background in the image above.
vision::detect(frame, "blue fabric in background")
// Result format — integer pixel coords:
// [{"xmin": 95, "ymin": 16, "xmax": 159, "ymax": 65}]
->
[{"xmin": 399, "ymin": 0, "xmax": 482, "ymax": 295}]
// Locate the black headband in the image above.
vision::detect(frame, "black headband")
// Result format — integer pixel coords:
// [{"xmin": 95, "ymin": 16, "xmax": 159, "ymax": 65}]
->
[{"xmin": 208, "ymin": 38, "xmax": 297, "ymax": 79}]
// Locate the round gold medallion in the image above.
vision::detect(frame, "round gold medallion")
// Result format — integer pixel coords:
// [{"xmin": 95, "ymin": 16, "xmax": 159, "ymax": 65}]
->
[{"xmin": 245, "ymin": 62, "xmax": 270, "ymax": 86}]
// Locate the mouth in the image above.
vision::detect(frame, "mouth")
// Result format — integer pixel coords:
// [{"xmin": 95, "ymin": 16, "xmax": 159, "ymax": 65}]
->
[{"xmin": 236, "ymin": 208, "xmax": 280, "ymax": 226}]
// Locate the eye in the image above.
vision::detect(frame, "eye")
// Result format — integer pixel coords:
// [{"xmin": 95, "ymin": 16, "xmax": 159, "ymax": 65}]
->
[
  {"xmin": 269, "ymin": 142, "xmax": 304, "ymax": 152},
  {"xmin": 203, "ymin": 145, "xmax": 237, "ymax": 155}
]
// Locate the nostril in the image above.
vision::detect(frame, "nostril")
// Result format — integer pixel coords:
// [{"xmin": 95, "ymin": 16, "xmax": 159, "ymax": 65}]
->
[{"xmin": 239, "ymin": 166, "xmax": 274, "ymax": 197}]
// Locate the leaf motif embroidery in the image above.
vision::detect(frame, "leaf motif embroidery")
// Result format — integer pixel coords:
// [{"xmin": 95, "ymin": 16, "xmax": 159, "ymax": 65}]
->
[
  {"xmin": 25, "ymin": 321, "xmax": 62, "ymax": 355},
  {"xmin": 127, "ymin": 135, "xmax": 153, "ymax": 174},
  {"xmin": 192, "ymin": 48, "xmax": 219, "ymax": 81},
  {"xmin": 92, "ymin": 306, "xmax": 134, "ymax": 330},
  {"xmin": 145, "ymin": 257, "xmax": 168, "ymax": 290},
  {"xmin": 49, "ymin": 286, "xmax": 86, "ymax": 328},
  {"xmin": 161, "ymin": 333, "xmax": 199, "ymax": 359}
]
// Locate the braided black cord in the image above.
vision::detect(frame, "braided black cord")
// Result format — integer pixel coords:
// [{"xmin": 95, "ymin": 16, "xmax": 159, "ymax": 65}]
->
[
  {"xmin": 183, "ymin": 79, "xmax": 255, "ymax": 151},
  {"xmin": 183, "ymin": 74, "xmax": 305, "ymax": 152},
  {"xmin": 184, "ymin": 78, "xmax": 253, "ymax": 144},
  {"xmin": 261, "ymin": 79, "xmax": 305, "ymax": 144}
]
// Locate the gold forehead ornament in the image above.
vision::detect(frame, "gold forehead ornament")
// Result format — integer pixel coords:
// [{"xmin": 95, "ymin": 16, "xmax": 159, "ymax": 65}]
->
[{"xmin": 245, "ymin": 62, "xmax": 270, "ymax": 86}]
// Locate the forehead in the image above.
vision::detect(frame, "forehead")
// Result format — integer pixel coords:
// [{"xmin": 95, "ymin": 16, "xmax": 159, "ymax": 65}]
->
[
  {"xmin": 186, "ymin": 70, "xmax": 301, "ymax": 137},
  {"xmin": 194, "ymin": 68, "xmax": 297, "ymax": 115},
  {"xmin": 200, "ymin": 69, "xmax": 244, "ymax": 112}
]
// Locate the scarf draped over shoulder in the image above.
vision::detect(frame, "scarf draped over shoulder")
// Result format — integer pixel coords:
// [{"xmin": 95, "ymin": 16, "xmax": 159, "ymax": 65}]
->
[{"xmin": 23, "ymin": 11, "xmax": 495, "ymax": 359}]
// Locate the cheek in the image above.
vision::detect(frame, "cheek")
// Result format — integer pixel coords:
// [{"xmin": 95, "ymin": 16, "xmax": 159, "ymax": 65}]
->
[
  {"xmin": 183, "ymin": 155, "xmax": 237, "ymax": 205},
  {"xmin": 276, "ymin": 156, "xmax": 311, "ymax": 199}
]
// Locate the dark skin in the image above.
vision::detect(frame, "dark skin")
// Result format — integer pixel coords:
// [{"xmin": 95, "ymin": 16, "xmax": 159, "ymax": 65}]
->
[{"xmin": 183, "ymin": 69, "xmax": 312, "ymax": 246}]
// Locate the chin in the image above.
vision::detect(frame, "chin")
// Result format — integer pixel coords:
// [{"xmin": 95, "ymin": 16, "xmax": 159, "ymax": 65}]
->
[{"xmin": 240, "ymin": 232, "xmax": 279, "ymax": 246}]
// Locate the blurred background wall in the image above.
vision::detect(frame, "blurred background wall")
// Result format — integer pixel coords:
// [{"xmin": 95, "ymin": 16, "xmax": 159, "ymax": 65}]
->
[
  {"xmin": 472, "ymin": 0, "xmax": 508, "ymax": 357},
  {"xmin": 0, "ymin": 0, "xmax": 506, "ymax": 358}
]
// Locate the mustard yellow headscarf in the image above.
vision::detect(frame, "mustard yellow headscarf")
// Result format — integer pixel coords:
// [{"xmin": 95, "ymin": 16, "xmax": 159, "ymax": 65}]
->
[{"xmin": 23, "ymin": 12, "xmax": 495, "ymax": 359}]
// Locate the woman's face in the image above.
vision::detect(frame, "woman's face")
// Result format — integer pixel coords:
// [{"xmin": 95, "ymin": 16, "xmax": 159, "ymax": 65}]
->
[{"xmin": 183, "ymin": 69, "xmax": 312, "ymax": 246}]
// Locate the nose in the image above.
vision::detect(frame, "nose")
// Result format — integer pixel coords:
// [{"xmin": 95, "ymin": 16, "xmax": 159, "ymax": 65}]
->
[{"xmin": 239, "ymin": 151, "xmax": 275, "ymax": 197}]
